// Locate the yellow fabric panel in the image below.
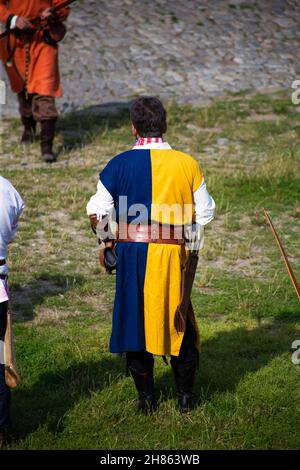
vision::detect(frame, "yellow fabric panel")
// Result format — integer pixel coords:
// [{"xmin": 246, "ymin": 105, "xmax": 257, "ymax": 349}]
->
[
  {"xmin": 144, "ymin": 243, "xmax": 186, "ymax": 356},
  {"xmin": 192, "ymin": 159, "xmax": 203, "ymax": 192},
  {"xmin": 150, "ymin": 149, "xmax": 203, "ymax": 226}
]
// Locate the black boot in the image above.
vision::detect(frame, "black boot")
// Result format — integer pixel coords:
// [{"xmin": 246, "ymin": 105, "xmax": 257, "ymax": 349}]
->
[
  {"xmin": 171, "ymin": 315, "xmax": 198, "ymax": 413},
  {"xmin": 21, "ymin": 116, "xmax": 36, "ymax": 144},
  {"xmin": 127, "ymin": 351, "xmax": 156, "ymax": 415},
  {"xmin": 40, "ymin": 119, "xmax": 56, "ymax": 162},
  {"xmin": 0, "ymin": 429, "xmax": 11, "ymax": 449},
  {"xmin": 171, "ymin": 359, "xmax": 197, "ymax": 413},
  {"xmin": 130, "ymin": 369, "xmax": 156, "ymax": 414}
]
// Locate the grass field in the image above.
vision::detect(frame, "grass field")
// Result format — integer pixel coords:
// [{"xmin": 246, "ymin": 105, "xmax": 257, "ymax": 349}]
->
[{"xmin": 1, "ymin": 90, "xmax": 300, "ymax": 450}]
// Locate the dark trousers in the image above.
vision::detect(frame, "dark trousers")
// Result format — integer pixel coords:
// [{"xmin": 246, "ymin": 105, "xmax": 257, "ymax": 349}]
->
[
  {"xmin": 18, "ymin": 90, "xmax": 58, "ymax": 122},
  {"xmin": 126, "ymin": 317, "xmax": 198, "ymax": 380},
  {"xmin": 0, "ymin": 301, "xmax": 10, "ymax": 430}
]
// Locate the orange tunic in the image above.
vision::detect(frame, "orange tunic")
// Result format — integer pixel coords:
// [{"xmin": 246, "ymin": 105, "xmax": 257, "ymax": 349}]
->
[{"xmin": 0, "ymin": 0, "xmax": 70, "ymax": 97}]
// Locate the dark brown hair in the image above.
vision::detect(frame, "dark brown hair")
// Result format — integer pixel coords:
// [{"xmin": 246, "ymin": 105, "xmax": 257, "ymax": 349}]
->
[{"xmin": 130, "ymin": 96, "xmax": 167, "ymax": 137}]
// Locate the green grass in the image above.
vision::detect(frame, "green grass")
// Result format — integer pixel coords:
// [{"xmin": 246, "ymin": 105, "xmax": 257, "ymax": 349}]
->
[{"xmin": 1, "ymin": 89, "xmax": 300, "ymax": 449}]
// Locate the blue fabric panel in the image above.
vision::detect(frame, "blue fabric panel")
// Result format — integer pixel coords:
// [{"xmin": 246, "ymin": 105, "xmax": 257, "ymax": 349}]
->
[
  {"xmin": 109, "ymin": 242, "xmax": 149, "ymax": 353},
  {"xmin": 99, "ymin": 149, "xmax": 152, "ymax": 223}
]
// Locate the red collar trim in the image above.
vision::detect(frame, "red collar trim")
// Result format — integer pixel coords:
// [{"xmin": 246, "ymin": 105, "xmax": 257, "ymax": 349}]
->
[{"xmin": 135, "ymin": 137, "xmax": 164, "ymax": 146}]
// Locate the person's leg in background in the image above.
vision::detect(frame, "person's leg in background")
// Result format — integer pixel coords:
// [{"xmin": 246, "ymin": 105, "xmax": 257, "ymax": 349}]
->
[
  {"xmin": 126, "ymin": 350, "xmax": 156, "ymax": 414},
  {"xmin": 32, "ymin": 94, "xmax": 59, "ymax": 163},
  {"xmin": 0, "ymin": 301, "xmax": 11, "ymax": 448},
  {"xmin": 17, "ymin": 91, "xmax": 36, "ymax": 144},
  {"xmin": 170, "ymin": 316, "xmax": 198, "ymax": 413}
]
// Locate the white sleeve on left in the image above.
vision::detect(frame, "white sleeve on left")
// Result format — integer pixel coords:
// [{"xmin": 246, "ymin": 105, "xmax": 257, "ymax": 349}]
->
[
  {"xmin": 0, "ymin": 176, "xmax": 25, "ymax": 269},
  {"xmin": 86, "ymin": 180, "xmax": 114, "ymax": 219},
  {"xmin": 193, "ymin": 179, "xmax": 215, "ymax": 226}
]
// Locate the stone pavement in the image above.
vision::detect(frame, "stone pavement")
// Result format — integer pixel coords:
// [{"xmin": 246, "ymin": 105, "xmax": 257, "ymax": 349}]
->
[{"xmin": 1, "ymin": 0, "xmax": 300, "ymax": 117}]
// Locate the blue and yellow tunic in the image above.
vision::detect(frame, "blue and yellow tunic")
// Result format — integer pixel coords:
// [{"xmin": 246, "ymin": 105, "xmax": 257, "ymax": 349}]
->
[{"xmin": 99, "ymin": 145, "xmax": 203, "ymax": 357}]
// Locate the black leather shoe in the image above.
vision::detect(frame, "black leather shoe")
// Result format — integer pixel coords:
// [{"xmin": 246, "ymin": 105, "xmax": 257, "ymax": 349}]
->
[
  {"xmin": 178, "ymin": 393, "xmax": 195, "ymax": 414},
  {"xmin": 0, "ymin": 429, "xmax": 12, "ymax": 449},
  {"xmin": 138, "ymin": 393, "xmax": 157, "ymax": 415}
]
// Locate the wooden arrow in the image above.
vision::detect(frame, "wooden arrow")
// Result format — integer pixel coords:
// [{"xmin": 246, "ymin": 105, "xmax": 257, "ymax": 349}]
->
[
  {"xmin": 4, "ymin": 303, "xmax": 21, "ymax": 388},
  {"xmin": 263, "ymin": 208, "xmax": 300, "ymax": 301}
]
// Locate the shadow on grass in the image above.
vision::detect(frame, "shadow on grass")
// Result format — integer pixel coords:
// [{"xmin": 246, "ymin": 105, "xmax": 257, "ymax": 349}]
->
[
  {"xmin": 273, "ymin": 310, "xmax": 300, "ymax": 322},
  {"xmin": 11, "ymin": 317, "xmax": 298, "ymax": 443},
  {"xmin": 155, "ymin": 318, "xmax": 298, "ymax": 407},
  {"xmin": 10, "ymin": 272, "xmax": 86, "ymax": 322},
  {"xmin": 12, "ymin": 356, "xmax": 125, "ymax": 442},
  {"xmin": 56, "ymin": 101, "xmax": 132, "ymax": 152}
]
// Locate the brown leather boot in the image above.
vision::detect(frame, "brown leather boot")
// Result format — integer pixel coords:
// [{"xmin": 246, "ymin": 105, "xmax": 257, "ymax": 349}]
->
[
  {"xmin": 21, "ymin": 116, "xmax": 36, "ymax": 144},
  {"xmin": 40, "ymin": 119, "xmax": 56, "ymax": 163}
]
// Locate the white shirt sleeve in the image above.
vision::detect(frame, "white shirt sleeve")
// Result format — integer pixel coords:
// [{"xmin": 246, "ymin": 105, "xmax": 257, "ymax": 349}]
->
[
  {"xmin": 10, "ymin": 16, "xmax": 18, "ymax": 29},
  {"xmin": 0, "ymin": 176, "xmax": 25, "ymax": 262},
  {"xmin": 193, "ymin": 179, "xmax": 215, "ymax": 226},
  {"xmin": 86, "ymin": 180, "xmax": 114, "ymax": 219}
]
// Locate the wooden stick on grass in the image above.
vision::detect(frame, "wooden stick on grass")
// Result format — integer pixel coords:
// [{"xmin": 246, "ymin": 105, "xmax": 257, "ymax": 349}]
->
[{"xmin": 263, "ymin": 208, "xmax": 300, "ymax": 302}]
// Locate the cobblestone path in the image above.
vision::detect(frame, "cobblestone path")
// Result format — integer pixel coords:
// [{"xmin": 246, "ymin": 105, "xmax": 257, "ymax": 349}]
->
[{"xmin": 1, "ymin": 0, "xmax": 300, "ymax": 116}]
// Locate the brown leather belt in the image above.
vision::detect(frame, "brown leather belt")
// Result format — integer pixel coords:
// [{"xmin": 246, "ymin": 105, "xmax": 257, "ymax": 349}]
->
[
  {"xmin": 118, "ymin": 224, "xmax": 185, "ymax": 245},
  {"xmin": 0, "ymin": 259, "xmax": 6, "ymax": 266}
]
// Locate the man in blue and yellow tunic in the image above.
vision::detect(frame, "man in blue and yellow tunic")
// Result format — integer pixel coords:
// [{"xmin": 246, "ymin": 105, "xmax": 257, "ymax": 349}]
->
[{"xmin": 87, "ymin": 97, "xmax": 215, "ymax": 413}]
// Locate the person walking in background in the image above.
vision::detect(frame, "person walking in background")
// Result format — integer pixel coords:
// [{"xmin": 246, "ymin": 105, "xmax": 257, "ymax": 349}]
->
[{"xmin": 0, "ymin": 0, "xmax": 71, "ymax": 162}]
